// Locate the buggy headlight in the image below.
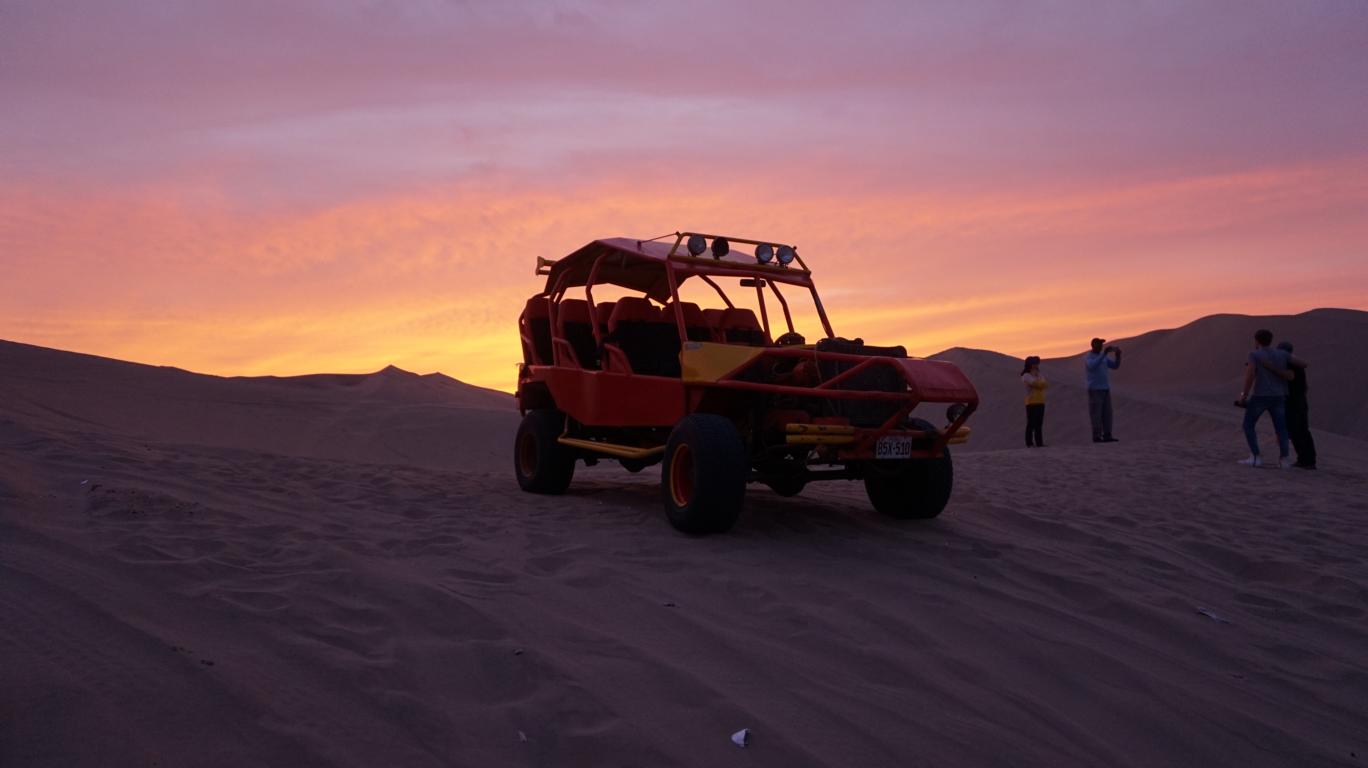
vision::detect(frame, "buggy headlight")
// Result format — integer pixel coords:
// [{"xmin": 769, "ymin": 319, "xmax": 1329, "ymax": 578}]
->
[
  {"xmin": 755, "ymin": 243, "xmax": 774, "ymax": 264},
  {"xmin": 686, "ymin": 234, "xmax": 707, "ymax": 256},
  {"xmin": 711, "ymin": 237, "xmax": 730, "ymax": 259},
  {"xmin": 776, "ymin": 245, "xmax": 796, "ymax": 266}
]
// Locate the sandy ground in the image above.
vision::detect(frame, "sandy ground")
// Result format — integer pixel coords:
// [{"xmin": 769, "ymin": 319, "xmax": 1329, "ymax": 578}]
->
[{"xmin": 3, "ymin": 337, "xmax": 1367, "ymax": 767}]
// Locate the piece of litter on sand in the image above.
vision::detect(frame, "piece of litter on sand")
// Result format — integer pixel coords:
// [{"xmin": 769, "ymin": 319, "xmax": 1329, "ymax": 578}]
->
[
  {"xmin": 80, "ymin": 479, "xmax": 89, "ymax": 485},
  {"xmin": 513, "ymin": 648, "xmax": 524, "ymax": 656},
  {"xmin": 664, "ymin": 602, "xmax": 677, "ymax": 608},
  {"xmin": 518, "ymin": 731, "xmax": 529, "ymax": 743},
  {"xmin": 1196, "ymin": 607, "xmax": 1230, "ymax": 624},
  {"xmin": 731, "ymin": 728, "xmax": 751, "ymax": 748}
]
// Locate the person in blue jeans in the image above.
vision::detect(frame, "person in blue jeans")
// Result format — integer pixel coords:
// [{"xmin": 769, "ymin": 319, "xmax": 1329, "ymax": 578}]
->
[
  {"xmin": 1236, "ymin": 328, "xmax": 1291, "ymax": 468},
  {"xmin": 1084, "ymin": 337, "xmax": 1121, "ymax": 442}
]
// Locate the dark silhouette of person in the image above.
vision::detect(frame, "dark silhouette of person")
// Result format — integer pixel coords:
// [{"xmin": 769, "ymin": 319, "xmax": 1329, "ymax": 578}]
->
[
  {"xmin": 1276, "ymin": 341, "xmax": 1316, "ymax": 469},
  {"xmin": 1021, "ymin": 356, "xmax": 1047, "ymax": 447},
  {"xmin": 1084, "ymin": 338, "xmax": 1121, "ymax": 442}
]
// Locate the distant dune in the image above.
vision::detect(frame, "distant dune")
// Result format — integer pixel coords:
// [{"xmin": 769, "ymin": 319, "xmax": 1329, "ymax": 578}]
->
[
  {"xmin": 2, "ymin": 310, "xmax": 1366, "ymax": 767},
  {"xmin": 0, "ymin": 339, "xmax": 517, "ymax": 471}
]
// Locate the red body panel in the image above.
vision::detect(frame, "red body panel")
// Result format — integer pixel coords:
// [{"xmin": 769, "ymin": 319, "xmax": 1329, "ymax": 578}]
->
[
  {"xmin": 539, "ymin": 367, "xmax": 685, "ymax": 427},
  {"xmin": 894, "ymin": 358, "xmax": 979, "ymax": 403}
]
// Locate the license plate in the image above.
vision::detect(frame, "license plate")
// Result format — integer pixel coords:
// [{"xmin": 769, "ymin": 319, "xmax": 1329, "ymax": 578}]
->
[{"xmin": 875, "ymin": 435, "xmax": 913, "ymax": 460}]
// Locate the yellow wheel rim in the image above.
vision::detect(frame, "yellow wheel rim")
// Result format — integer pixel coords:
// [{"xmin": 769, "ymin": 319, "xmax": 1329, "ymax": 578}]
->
[
  {"xmin": 668, "ymin": 444, "xmax": 694, "ymax": 507},
  {"xmin": 517, "ymin": 431, "xmax": 538, "ymax": 478}
]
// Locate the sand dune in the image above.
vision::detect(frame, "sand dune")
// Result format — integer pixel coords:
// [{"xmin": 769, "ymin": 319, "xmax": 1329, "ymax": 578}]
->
[
  {"xmin": 3, "ymin": 311, "xmax": 1367, "ymax": 767},
  {"xmin": 0, "ymin": 340, "xmax": 517, "ymax": 471}
]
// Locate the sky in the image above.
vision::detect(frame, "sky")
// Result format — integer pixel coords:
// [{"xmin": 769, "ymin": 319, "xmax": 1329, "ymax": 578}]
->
[{"xmin": 3, "ymin": 0, "xmax": 1367, "ymax": 392}]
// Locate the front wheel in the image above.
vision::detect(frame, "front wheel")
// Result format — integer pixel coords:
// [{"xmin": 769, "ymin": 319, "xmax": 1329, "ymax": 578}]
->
[
  {"xmin": 514, "ymin": 410, "xmax": 575, "ymax": 494},
  {"xmin": 864, "ymin": 450, "xmax": 953, "ymax": 520},
  {"xmin": 661, "ymin": 415, "xmax": 747, "ymax": 534}
]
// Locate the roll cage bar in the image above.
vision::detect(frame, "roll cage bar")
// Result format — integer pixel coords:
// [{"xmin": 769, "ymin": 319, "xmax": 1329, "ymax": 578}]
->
[{"xmin": 535, "ymin": 232, "xmax": 836, "ymax": 349}]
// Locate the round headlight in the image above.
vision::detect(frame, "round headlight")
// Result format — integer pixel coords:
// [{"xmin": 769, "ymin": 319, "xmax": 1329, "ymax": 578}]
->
[
  {"xmin": 776, "ymin": 245, "xmax": 796, "ymax": 266},
  {"xmin": 755, "ymin": 243, "xmax": 774, "ymax": 264},
  {"xmin": 711, "ymin": 237, "xmax": 730, "ymax": 259},
  {"xmin": 686, "ymin": 234, "xmax": 707, "ymax": 256}
]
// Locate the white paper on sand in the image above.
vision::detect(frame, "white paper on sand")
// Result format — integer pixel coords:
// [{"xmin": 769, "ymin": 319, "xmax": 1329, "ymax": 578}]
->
[
  {"xmin": 1196, "ymin": 607, "xmax": 1230, "ymax": 624},
  {"xmin": 731, "ymin": 728, "xmax": 751, "ymax": 747}
]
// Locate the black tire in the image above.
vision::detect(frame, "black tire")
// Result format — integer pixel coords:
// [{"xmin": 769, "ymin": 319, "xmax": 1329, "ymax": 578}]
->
[
  {"xmin": 514, "ymin": 410, "xmax": 575, "ymax": 494},
  {"xmin": 661, "ymin": 414, "xmax": 748, "ymax": 534},
  {"xmin": 864, "ymin": 453, "xmax": 953, "ymax": 519},
  {"xmin": 765, "ymin": 477, "xmax": 806, "ymax": 497},
  {"xmin": 864, "ymin": 418, "xmax": 953, "ymax": 519}
]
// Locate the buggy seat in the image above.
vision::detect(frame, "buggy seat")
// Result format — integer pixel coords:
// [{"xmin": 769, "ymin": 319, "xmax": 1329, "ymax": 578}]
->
[
  {"xmin": 665, "ymin": 301, "xmax": 712, "ymax": 342},
  {"xmin": 607, "ymin": 297, "xmax": 681, "ymax": 377},
  {"xmin": 556, "ymin": 298, "xmax": 599, "ymax": 369},
  {"xmin": 521, "ymin": 296, "xmax": 552, "ymax": 365},
  {"xmin": 705, "ymin": 307, "xmax": 769, "ymax": 346}
]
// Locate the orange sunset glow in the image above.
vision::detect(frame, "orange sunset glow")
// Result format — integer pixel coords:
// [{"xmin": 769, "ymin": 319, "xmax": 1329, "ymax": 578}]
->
[{"xmin": 4, "ymin": 2, "xmax": 1366, "ymax": 391}]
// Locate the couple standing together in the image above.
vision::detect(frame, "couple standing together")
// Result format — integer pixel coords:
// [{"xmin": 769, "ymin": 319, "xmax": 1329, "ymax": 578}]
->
[
  {"xmin": 1238, "ymin": 329, "xmax": 1316, "ymax": 469},
  {"xmin": 1019, "ymin": 338, "xmax": 1121, "ymax": 447}
]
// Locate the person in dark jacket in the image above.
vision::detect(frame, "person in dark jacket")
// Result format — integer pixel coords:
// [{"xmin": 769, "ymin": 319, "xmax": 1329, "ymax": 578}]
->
[{"xmin": 1276, "ymin": 341, "xmax": 1316, "ymax": 469}]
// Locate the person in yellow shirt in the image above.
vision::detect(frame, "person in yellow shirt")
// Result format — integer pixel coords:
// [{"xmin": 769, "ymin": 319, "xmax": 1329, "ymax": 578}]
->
[{"xmin": 1022, "ymin": 355, "xmax": 1048, "ymax": 447}]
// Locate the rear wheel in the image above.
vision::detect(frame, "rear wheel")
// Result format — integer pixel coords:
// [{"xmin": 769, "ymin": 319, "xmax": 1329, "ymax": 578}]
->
[
  {"xmin": 864, "ymin": 418, "xmax": 953, "ymax": 519},
  {"xmin": 514, "ymin": 410, "xmax": 575, "ymax": 494},
  {"xmin": 864, "ymin": 452, "xmax": 953, "ymax": 519},
  {"xmin": 661, "ymin": 414, "xmax": 747, "ymax": 534}
]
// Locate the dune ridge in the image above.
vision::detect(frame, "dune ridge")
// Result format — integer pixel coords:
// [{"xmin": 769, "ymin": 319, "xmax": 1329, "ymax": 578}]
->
[{"xmin": 0, "ymin": 339, "xmax": 516, "ymax": 471}]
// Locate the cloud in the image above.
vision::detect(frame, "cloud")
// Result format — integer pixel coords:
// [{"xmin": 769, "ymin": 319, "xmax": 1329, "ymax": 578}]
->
[
  {"xmin": 5, "ymin": 1, "xmax": 1366, "ymax": 195},
  {"xmin": 4, "ymin": 155, "xmax": 1366, "ymax": 390}
]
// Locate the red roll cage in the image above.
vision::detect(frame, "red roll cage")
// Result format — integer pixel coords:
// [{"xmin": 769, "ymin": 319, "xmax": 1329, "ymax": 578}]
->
[{"xmin": 535, "ymin": 233, "xmax": 835, "ymax": 347}]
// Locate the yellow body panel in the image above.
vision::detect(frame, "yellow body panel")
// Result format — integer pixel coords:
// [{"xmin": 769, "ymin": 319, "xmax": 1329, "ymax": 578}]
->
[
  {"xmin": 785, "ymin": 423, "xmax": 856, "ymax": 435},
  {"xmin": 680, "ymin": 342, "xmax": 765, "ymax": 383}
]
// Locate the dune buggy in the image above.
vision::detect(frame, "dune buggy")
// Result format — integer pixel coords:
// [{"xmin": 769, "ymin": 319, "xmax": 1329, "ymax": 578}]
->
[{"xmin": 514, "ymin": 232, "xmax": 978, "ymax": 534}]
